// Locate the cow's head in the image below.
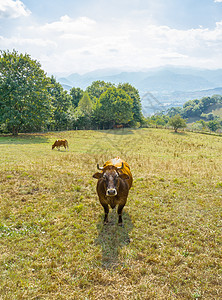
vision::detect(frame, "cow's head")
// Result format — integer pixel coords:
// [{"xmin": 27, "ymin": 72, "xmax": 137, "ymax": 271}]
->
[
  {"xmin": 52, "ymin": 143, "xmax": 56, "ymax": 150},
  {"xmin": 93, "ymin": 163, "xmax": 129, "ymax": 196}
]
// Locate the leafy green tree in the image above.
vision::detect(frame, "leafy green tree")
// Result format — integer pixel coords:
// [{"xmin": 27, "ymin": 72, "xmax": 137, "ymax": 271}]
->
[
  {"xmin": 48, "ymin": 76, "xmax": 72, "ymax": 131},
  {"xmin": 168, "ymin": 114, "xmax": 187, "ymax": 133},
  {"xmin": 78, "ymin": 92, "xmax": 93, "ymax": 115},
  {"xmin": 70, "ymin": 87, "xmax": 84, "ymax": 108},
  {"xmin": 150, "ymin": 114, "xmax": 169, "ymax": 126},
  {"xmin": 167, "ymin": 107, "xmax": 183, "ymax": 118},
  {"xmin": 200, "ymin": 97, "xmax": 212, "ymax": 110},
  {"xmin": 183, "ymin": 100, "xmax": 197, "ymax": 109},
  {"xmin": 86, "ymin": 81, "xmax": 114, "ymax": 101},
  {"xmin": 74, "ymin": 92, "xmax": 93, "ymax": 129},
  {"xmin": 117, "ymin": 83, "xmax": 143, "ymax": 124},
  {"xmin": 191, "ymin": 120, "xmax": 207, "ymax": 131},
  {"xmin": 0, "ymin": 50, "xmax": 51, "ymax": 135},
  {"xmin": 192, "ymin": 104, "xmax": 202, "ymax": 117},
  {"xmin": 207, "ymin": 120, "xmax": 221, "ymax": 132},
  {"xmin": 93, "ymin": 87, "xmax": 133, "ymax": 129},
  {"xmin": 182, "ymin": 99, "xmax": 198, "ymax": 118},
  {"xmin": 201, "ymin": 112, "xmax": 215, "ymax": 121}
]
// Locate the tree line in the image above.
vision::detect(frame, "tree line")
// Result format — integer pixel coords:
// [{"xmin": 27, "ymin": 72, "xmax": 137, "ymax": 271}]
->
[
  {"xmin": 0, "ymin": 50, "xmax": 143, "ymax": 135},
  {"xmin": 1, "ymin": 50, "xmax": 222, "ymax": 136}
]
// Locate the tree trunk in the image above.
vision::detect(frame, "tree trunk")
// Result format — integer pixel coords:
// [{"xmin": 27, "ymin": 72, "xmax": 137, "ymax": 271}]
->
[{"xmin": 12, "ymin": 126, "xmax": 19, "ymax": 136}]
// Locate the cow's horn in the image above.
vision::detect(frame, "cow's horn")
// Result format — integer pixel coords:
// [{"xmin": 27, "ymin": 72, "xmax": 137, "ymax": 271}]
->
[
  {"xmin": 117, "ymin": 162, "xmax": 124, "ymax": 170},
  {"xmin": 97, "ymin": 164, "xmax": 104, "ymax": 170}
]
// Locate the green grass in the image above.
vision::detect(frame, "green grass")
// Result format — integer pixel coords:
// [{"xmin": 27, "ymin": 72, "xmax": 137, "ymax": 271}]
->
[{"xmin": 0, "ymin": 128, "xmax": 221, "ymax": 299}]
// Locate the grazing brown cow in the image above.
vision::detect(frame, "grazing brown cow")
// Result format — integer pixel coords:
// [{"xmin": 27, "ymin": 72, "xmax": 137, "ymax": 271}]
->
[
  {"xmin": 93, "ymin": 157, "xmax": 133, "ymax": 226},
  {"xmin": 52, "ymin": 139, "xmax": 69, "ymax": 150},
  {"xmin": 113, "ymin": 124, "xmax": 124, "ymax": 129}
]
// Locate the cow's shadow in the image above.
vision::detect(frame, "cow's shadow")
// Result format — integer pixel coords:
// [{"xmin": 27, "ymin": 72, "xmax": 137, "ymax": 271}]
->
[{"xmin": 95, "ymin": 209, "xmax": 134, "ymax": 269}]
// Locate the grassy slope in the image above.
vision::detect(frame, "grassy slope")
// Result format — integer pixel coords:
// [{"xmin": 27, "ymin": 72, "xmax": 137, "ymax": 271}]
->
[{"xmin": 0, "ymin": 129, "xmax": 221, "ymax": 299}]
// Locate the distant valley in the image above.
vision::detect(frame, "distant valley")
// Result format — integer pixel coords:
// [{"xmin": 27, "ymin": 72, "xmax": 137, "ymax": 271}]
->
[{"xmin": 57, "ymin": 66, "xmax": 222, "ymax": 115}]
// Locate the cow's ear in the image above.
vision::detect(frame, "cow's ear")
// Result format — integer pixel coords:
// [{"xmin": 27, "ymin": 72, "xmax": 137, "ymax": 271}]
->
[
  {"xmin": 119, "ymin": 173, "xmax": 129, "ymax": 180},
  {"xmin": 93, "ymin": 172, "xmax": 103, "ymax": 179}
]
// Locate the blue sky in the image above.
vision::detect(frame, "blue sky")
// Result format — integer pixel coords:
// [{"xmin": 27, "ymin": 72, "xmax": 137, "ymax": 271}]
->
[{"xmin": 1, "ymin": 0, "xmax": 222, "ymax": 74}]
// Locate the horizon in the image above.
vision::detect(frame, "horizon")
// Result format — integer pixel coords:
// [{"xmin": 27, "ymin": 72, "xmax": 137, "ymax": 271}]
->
[{"xmin": 51, "ymin": 64, "xmax": 222, "ymax": 78}]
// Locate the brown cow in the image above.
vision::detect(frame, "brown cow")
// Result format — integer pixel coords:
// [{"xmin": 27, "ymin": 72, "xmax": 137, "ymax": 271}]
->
[
  {"xmin": 93, "ymin": 157, "xmax": 133, "ymax": 226},
  {"xmin": 52, "ymin": 139, "xmax": 69, "ymax": 150},
  {"xmin": 113, "ymin": 124, "xmax": 124, "ymax": 129}
]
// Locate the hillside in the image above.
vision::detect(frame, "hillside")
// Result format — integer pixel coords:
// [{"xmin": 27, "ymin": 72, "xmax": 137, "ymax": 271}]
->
[{"xmin": 0, "ymin": 129, "xmax": 221, "ymax": 299}]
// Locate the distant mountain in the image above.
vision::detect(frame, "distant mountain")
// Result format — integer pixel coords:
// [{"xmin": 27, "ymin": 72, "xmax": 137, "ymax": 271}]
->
[
  {"xmin": 136, "ymin": 70, "xmax": 213, "ymax": 92},
  {"xmin": 57, "ymin": 66, "xmax": 222, "ymax": 114},
  {"xmin": 58, "ymin": 66, "xmax": 222, "ymax": 91}
]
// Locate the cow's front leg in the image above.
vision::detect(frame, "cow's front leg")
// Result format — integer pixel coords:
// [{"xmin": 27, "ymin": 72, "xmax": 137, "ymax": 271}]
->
[
  {"xmin": 117, "ymin": 203, "xmax": 125, "ymax": 226},
  {"xmin": 102, "ymin": 203, "xmax": 109, "ymax": 224}
]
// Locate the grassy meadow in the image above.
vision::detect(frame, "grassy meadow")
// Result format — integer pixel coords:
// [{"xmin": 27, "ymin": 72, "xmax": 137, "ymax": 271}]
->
[{"xmin": 0, "ymin": 128, "xmax": 221, "ymax": 299}]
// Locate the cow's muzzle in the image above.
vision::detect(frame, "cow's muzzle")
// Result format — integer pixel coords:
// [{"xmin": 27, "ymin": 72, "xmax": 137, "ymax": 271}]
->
[{"xmin": 106, "ymin": 189, "xmax": 117, "ymax": 196}]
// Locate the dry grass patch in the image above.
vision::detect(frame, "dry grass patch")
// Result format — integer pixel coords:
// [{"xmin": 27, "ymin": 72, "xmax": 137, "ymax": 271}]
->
[{"xmin": 0, "ymin": 129, "xmax": 221, "ymax": 299}]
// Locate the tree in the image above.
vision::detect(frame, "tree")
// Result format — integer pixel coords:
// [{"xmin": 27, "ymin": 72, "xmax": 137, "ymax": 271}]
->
[
  {"xmin": 74, "ymin": 92, "xmax": 93, "ymax": 129},
  {"xmin": 207, "ymin": 120, "xmax": 221, "ymax": 132},
  {"xmin": 168, "ymin": 114, "xmax": 187, "ymax": 133},
  {"xmin": 167, "ymin": 107, "xmax": 183, "ymax": 118},
  {"xmin": 200, "ymin": 97, "xmax": 211, "ymax": 110},
  {"xmin": 182, "ymin": 99, "xmax": 199, "ymax": 118},
  {"xmin": 70, "ymin": 87, "xmax": 84, "ymax": 108},
  {"xmin": 117, "ymin": 83, "xmax": 143, "ymax": 125},
  {"xmin": 93, "ymin": 87, "xmax": 133, "ymax": 129},
  {"xmin": 78, "ymin": 92, "xmax": 93, "ymax": 115},
  {"xmin": 0, "ymin": 50, "xmax": 51, "ymax": 135},
  {"xmin": 201, "ymin": 112, "xmax": 215, "ymax": 121},
  {"xmin": 86, "ymin": 81, "xmax": 114, "ymax": 101},
  {"xmin": 150, "ymin": 114, "xmax": 169, "ymax": 127},
  {"xmin": 48, "ymin": 76, "xmax": 72, "ymax": 131}
]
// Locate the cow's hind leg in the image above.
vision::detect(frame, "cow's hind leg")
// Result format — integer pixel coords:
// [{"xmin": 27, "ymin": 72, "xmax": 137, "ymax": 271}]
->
[{"xmin": 117, "ymin": 203, "xmax": 125, "ymax": 226}]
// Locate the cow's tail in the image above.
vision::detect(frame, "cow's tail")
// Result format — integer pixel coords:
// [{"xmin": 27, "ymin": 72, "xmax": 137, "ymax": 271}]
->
[{"xmin": 65, "ymin": 140, "xmax": 69, "ymax": 150}]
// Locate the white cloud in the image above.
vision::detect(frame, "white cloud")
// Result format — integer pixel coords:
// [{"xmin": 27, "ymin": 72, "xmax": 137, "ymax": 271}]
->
[
  {"xmin": 214, "ymin": 0, "xmax": 222, "ymax": 3},
  {"xmin": 40, "ymin": 15, "xmax": 96, "ymax": 34},
  {"xmin": 0, "ymin": 0, "xmax": 31, "ymax": 19},
  {"xmin": 2, "ymin": 14, "xmax": 222, "ymax": 73}
]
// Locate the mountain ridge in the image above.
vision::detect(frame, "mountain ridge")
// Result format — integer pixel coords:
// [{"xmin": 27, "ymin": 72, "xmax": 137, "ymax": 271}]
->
[
  {"xmin": 57, "ymin": 66, "xmax": 222, "ymax": 114},
  {"xmin": 58, "ymin": 66, "xmax": 222, "ymax": 90}
]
